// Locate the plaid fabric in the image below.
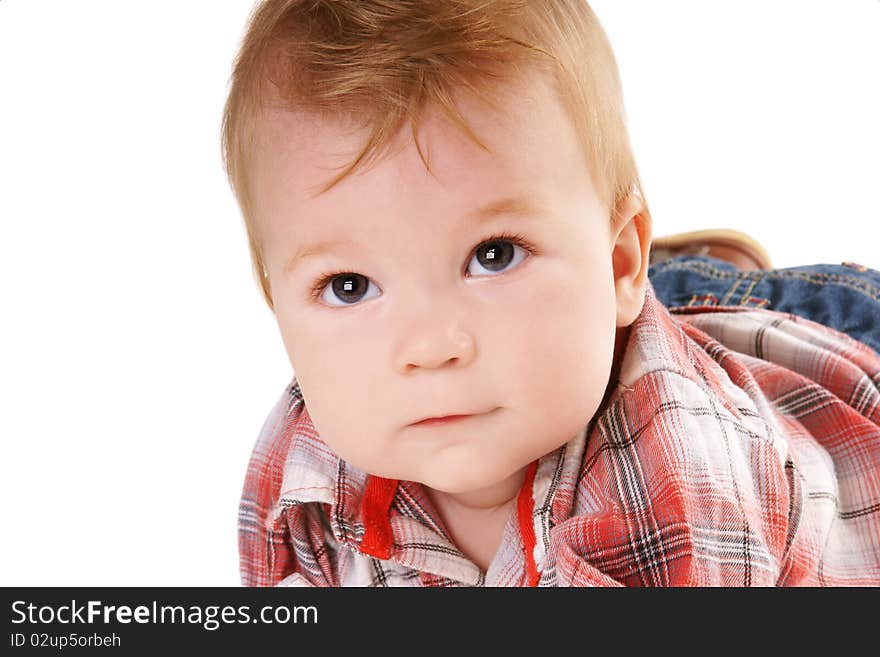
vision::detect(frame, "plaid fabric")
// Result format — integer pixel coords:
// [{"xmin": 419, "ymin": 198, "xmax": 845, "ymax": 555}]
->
[{"xmin": 238, "ymin": 281, "xmax": 880, "ymax": 586}]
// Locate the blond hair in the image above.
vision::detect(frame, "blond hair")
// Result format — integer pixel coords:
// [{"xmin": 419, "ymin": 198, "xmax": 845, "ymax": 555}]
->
[{"xmin": 221, "ymin": 0, "xmax": 647, "ymax": 310}]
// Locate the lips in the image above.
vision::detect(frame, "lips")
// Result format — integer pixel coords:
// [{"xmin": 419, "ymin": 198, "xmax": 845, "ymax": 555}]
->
[
  {"xmin": 409, "ymin": 408, "xmax": 495, "ymax": 427},
  {"xmin": 410, "ymin": 414, "xmax": 474, "ymax": 427}
]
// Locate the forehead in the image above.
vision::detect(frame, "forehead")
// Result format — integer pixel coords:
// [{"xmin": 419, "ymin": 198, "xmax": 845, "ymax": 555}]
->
[{"xmin": 249, "ymin": 71, "xmax": 593, "ymax": 244}]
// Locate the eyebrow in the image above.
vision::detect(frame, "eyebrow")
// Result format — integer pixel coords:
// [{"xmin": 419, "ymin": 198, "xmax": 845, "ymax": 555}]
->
[
  {"xmin": 466, "ymin": 194, "xmax": 546, "ymax": 223},
  {"xmin": 284, "ymin": 193, "xmax": 545, "ymax": 273}
]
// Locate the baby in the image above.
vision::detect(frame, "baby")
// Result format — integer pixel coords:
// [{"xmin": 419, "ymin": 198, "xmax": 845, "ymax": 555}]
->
[{"xmin": 224, "ymin": 1, "xmax": 880, "ymax": 586}]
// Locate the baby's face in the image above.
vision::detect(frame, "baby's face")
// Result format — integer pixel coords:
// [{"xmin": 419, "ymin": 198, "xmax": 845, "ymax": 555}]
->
[{"xmin": 252, "ymin": 72, "xmax": 636, "ymax": 495}]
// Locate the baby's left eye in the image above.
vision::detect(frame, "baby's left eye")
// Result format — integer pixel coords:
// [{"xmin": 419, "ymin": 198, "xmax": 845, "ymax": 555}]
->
[{"xmin": 466, "ymin": 237, "xmax": 530, "ymax": 277}]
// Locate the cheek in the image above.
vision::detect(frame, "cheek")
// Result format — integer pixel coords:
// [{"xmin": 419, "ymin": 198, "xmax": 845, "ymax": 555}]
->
[
  {"xmin": 502, "ymin": 269, "xmax": 617, "ymax": 417},
  {"xmin": 274, "ymin": 311, "xmax": 388, "ymax": 466},
  {"xmin": 275, "ymin": 294, "xmax": 372, "ymax": 377}
]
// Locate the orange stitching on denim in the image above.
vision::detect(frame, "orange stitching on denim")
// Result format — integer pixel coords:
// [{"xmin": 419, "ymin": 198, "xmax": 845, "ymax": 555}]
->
[
  {"xmin": 687, "ymin": 293, "xmax": 719, "ymax": 307},
  {"xmin": 738, "ymin": 276, "xmax": 762, "ymax": 305},
  {"xmin": 720, "ymin": 275, "xmax": 743, "ymax": 306}
]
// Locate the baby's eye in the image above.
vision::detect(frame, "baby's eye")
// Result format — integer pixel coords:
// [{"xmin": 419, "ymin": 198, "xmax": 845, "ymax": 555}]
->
[
  {"xmin": 313, "ymin": 272, "xmax": 380, "ymax": 307},
  {"xmin": 466, "ymin": 236, "xmax": 530, "ymax": 277}
]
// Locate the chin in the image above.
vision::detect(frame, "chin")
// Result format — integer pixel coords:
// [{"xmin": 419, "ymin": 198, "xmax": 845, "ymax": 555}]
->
[{"xmin": 417, "ymin": 461, "xmax": 516, "ymax": 496}]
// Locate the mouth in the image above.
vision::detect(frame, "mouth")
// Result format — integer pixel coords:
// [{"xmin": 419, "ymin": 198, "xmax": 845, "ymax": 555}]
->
[{"xmin": 409, "ymin": 409, "xmax": 495, "ymax": 427}]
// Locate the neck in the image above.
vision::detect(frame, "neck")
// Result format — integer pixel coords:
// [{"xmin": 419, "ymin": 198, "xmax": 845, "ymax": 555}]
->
[
  {"xmin": 426, "ymin": 466, "xmax": 527, "ymax": 514},
  {"xmin": 425, "ymin": 466, "xmax": 528, "ymax": 571}
]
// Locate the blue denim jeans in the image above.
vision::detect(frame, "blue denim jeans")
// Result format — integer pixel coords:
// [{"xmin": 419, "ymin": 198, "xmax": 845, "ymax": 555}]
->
[{"xmin": 648, "ymin": 256, "xmax": 880, "ymax": 354}]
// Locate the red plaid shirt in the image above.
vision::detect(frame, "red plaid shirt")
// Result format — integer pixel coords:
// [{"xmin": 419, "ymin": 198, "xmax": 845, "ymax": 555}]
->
[{"xmin": 238, "ymin": 281, "xmax": 880, "ymax": 586}]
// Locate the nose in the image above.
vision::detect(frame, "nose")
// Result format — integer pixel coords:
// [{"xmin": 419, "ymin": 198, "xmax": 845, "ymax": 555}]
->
[{"xmin": 393, "ymin": 317, "xmax": 477, "ymax": 372}]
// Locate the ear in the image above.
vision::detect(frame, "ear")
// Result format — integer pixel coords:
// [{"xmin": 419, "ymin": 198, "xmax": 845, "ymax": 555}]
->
[{"xmin": 610, "ymin": 192, "xmax": 652, "ymax": 327}]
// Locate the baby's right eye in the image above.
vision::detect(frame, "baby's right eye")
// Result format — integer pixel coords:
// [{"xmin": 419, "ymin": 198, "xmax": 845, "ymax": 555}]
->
[{"xmin": 310, "ymin": 271, "xmax": 381, "ymax": 307}]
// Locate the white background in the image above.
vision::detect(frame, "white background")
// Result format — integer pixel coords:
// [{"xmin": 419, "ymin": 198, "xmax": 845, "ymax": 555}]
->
[{"xmin": 1, "ymin": 1, "xmax": 877, "ymax": 586}]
